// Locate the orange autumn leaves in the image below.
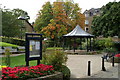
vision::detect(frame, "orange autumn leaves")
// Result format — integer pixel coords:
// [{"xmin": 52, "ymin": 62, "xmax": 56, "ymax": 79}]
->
[
  {"xmin": 39, "ymin": 2, "xmax": 85, "ymax": 39},
  {"xmin": 41, "ymin": 23, "xmax": 67, "ymax": 39}
]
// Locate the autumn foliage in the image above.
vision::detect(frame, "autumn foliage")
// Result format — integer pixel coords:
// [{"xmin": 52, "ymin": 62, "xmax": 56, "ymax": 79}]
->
[{"xmin": 35, "ymin": 1, "xmax": 85, "ymax": 39}]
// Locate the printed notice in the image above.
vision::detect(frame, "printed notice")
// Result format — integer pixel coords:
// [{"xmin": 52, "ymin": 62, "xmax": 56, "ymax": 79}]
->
[
  {"xmin": 30, "ymin": 40, "xmax": 35, "ymax": 45},
  {"xmin": 35, "ymin": 41, "xmax": 40, "ymax": 50}
]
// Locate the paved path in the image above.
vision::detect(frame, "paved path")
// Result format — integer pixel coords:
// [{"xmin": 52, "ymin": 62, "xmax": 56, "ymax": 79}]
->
[
  {"xmin": 66, "ymin": 54, "xmax": 119, "ymax": 78},
  {"xmin": 0, "ymin": 53, "xmax": 25, "ymax": 57}
]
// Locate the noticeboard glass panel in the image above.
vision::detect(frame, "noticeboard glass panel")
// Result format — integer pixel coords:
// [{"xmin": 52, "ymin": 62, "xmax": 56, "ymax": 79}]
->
[{"xmin": 29, "ymin": 40, "xmax": 40, "ymax": 57}]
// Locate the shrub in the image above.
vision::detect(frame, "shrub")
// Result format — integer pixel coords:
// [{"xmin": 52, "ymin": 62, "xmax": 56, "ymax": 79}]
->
[
  {"xmin": 94, "ymin": 37, "xmax": 114, "ymax": 50},
  {"xmin": 41, "ymin": 51, "xmax": 68, "ymax": 71},
  {"xmin": 103, "ymin": 47, "xmax": 116, "ymax": 54},
  {"xmin": 41, "ymin": 51, "xmax": 70, "ymax": 80},
  {"xmin": 2, "ymin": 37, "xmax": 25, "ymax": 46},
  {"xmin": 59, "ymin": 65, "xmax": 71, "ymax": 80},
  {"xmin": 4, "ymin": 49, "xmax": 12, "ymax": 67}
]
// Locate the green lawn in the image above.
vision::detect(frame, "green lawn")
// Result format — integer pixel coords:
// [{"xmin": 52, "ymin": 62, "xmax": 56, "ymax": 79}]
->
[
  {"xmin": 1, "ymin": 54, "xmax": 37, "ymax": 67},
  {"xmin": 47, "ymin": 47, "xmax": 62, "ymax": 50},
  {"xmin": 0, "ymin": 42, "xmax": 19, "ymax": 48},
  {"xmin": 1, "ymin": 47, "xmax": 63, "ymax": 67}
]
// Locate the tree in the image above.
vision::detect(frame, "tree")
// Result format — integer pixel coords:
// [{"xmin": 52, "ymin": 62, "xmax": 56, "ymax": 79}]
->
[
  {"xmin": 2, "ymin": 8, "xmax": 28, "ymax": 38},
  {"xmin": 34, "ymin": 2, "xmax": 53, "ymax": 32},
  {"xmin": 92, "ymin": 2, "xmax": 120, "ymax": 37},
  {"xmin": 64, "ymin": 2, "xmax": 85, "ymax": 30},
  {"xmin": 35, "ymin": 1, "xmax": 85, "ymax": 46},
  {"xmin": 40, "ymin": 2, "xmax": 85, "ymax": 38}
]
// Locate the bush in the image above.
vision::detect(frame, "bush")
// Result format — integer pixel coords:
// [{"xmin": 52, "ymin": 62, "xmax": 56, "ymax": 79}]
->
[
  {"xmin": 94, "ymin": 37, "xmax": 114, "ymax": 50},
  {"xmin": 103, "ymin": 47, "xmax": 116, "ymax": 53},
  {"xmin": 41, "ymin": 51, "xmax": 70, "ymax": 80},
  {"xmin": 41, "ymin": 51, "xmax": 68, "ymax": 70},
  {"xmin": 2, "ymin": 37, "xmax": 25, "ymax": 46},
  {"xmin": 59, "ymin": 65, "xmax": 71, "ymax": 80}
]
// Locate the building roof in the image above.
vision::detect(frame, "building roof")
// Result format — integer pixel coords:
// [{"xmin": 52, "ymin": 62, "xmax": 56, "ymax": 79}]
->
[
  {"xmin": 83, "ymin": 8, "xmax": 100, "ymax": 16},
  {"xmin": 63, "ymin": 25, "xmax": 94, "ymax": 37}
]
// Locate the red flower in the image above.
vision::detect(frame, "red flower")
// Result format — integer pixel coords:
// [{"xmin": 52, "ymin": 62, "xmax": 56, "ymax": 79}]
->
[
  {"xmin": 8, "ymin": 74, "xmax": 18, "ymax": 78},
  {"xmin": 115, "ymin": 54, "xmax": 120, "ymax": 57},
  {"xmin": 2, "ymin": 64, "xmax": 54, "ymax": 79}
]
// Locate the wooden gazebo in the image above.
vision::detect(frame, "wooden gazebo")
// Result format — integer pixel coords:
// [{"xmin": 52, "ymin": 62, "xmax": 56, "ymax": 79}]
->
[{"xmin": 63, "ymin": 25, "xmax": 94, "ymax": 52}]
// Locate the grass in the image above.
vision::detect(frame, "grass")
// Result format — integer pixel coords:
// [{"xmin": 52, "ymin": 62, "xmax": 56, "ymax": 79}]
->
[
  {"xmin": 1, "ymin": 54, "xmax": 37, "ymax": 67},
  {"xmin": 1, "ymin": 47, "xmax": 63, "ymax": 67},
  {"xmin": 47, "ymin": 47, "xmax": 62, "ymax": 50},
  {"xmin": 0, "ymin": 42, "xmax": 19, "ymax": 48}
]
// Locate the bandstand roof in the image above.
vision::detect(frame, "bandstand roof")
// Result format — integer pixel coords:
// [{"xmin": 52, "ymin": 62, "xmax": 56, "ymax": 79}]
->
[{"xmin": 63, "ymin": 25, "xmax": 94, "ymax": 37}]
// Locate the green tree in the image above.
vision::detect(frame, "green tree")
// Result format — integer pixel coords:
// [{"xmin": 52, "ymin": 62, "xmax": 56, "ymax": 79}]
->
[
  {"xmin": 2, "ymin": 8, "xmax": 28, "ymax": 38},
  {"xmin": 92, "ymin": 2, "xmax": 120, "ymax": 37},
  {"xmin": 34, "ymin": 2, "xmax": 53, "ymax": 32}
]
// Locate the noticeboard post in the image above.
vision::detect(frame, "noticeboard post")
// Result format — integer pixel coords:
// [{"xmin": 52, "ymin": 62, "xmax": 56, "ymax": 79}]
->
[{"xmin": 25, "ymin": 33, "xmax": 43, "ymax": 66}]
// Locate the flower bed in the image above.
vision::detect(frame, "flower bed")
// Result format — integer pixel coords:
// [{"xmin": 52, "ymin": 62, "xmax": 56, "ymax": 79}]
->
[
  {"xmin": 2, "ymin": 64, "xmax": 55, "ymax": 79},
  {"xmin": 114, "ymin": 53, "xmax": 120, "ymax": 63},
  {"xmin": 108, "ymin": 53, "xmax": 120, "ymax": 63},
  {"xmin": 115, "ymin": 53, "xmax": 120, "ymax": 57}
]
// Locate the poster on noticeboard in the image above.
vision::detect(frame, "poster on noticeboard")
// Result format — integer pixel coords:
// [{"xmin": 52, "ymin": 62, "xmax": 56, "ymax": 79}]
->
[{"xmin": 29, "ymin": 40, "xmax": 40, "ymax": 57}]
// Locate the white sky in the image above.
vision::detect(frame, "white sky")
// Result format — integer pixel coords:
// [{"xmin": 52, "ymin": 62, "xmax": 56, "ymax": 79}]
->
[{"xmin": 1, "ymin": 0, "xmax": 120, "ymax": 23}]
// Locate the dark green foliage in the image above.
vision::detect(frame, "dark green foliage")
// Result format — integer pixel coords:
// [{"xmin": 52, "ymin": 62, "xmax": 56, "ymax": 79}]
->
[
  {"xmin": 2, "ymin": 37, "xmax": 25, "ymax": 46},
  {"xmin": 2, "ymin": 8, "xmax": 28, "ymax": 38},
  {"xmin": 114, "ymin": 42, "xmax": 120, "ymax": 51},
  {"xmin": 92, "ymin": 2, "xmax": 120, "ymax": 37},
  {"xmin": 59, "ymin": 65, "xmax": 71, "ymax": 80}
]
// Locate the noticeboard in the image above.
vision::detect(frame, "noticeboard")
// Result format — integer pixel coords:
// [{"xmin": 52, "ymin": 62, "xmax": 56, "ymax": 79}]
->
[{"xmin": 25, "ymin": 33, "xmax": 43, "ymax": 66}]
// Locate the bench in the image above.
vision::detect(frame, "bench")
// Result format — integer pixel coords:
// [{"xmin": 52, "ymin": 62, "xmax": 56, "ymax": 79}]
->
[{"xmin": 102, "ymin": 53, "xmax": 116, "ymax": 61}]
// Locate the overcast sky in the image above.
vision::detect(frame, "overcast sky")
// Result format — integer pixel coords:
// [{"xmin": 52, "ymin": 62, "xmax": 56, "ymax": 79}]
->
[{"xmin": 1, "ymin": 0, "xmax": 120, "ymax": 23}]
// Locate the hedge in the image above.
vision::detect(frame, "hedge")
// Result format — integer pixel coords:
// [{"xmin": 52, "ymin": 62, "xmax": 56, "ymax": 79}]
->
[{"xmin": 1, "ymin": 37, "xmax": 25, "ymax": 46}]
